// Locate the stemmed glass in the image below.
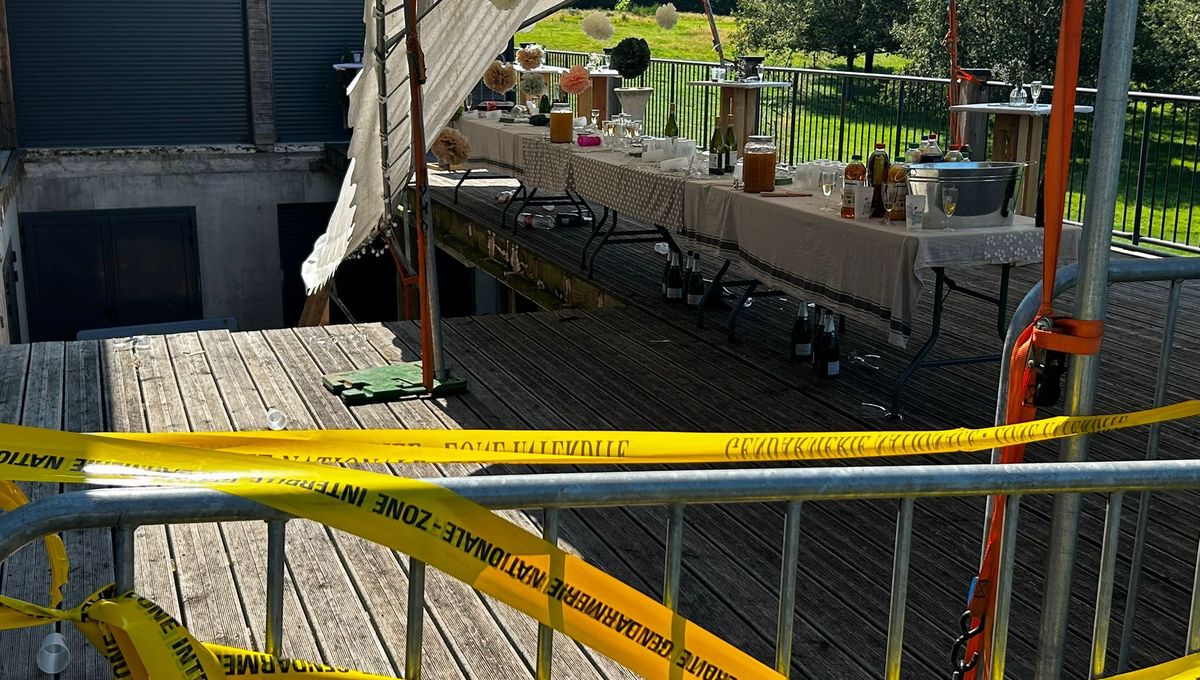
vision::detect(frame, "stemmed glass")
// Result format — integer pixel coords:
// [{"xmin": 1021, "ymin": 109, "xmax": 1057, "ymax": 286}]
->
[
  {"xmin": 818, "ymin": 171, "xmax": 836, "ymax": 211},
  {"xmin": 881, "ymin": 184, "xmax": 898, "ymax": 225},
  {"xmin": 942, "ymin": 184, "xmax": 958, "ymax": 232},
  {"xmin": 1030, "ymin": 80, "xmax": 1043, "ymax": 107},
  {"xmin": 590, "ymin": 108, "xmax": 600, "ymax": 128}
]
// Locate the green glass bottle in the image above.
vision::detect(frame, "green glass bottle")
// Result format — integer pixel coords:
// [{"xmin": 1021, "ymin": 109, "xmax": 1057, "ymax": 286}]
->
[
  {"xmin": 722, "ymin": 110, "xmax": 737, "ymax": 173},
  {"xmin": 664, "ymin": 102, "xmax": 679, "ymax": 139},
  {"xmin": 708, "ymin": 116, "xmax": 725, "ymax": 176}
]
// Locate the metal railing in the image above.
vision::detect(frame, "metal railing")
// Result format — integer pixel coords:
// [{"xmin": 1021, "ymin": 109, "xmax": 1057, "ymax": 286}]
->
[
  {"xmin": 6, "ymin": 453, "xmax": 1200, "ymax": 679},
  {"xmin": 991, "ymin": 256, "xmax": 1200, "ymax": 679},
  {"xmin": 545, "ymin": 51, "xmax": 1200, "ymax": 255}
]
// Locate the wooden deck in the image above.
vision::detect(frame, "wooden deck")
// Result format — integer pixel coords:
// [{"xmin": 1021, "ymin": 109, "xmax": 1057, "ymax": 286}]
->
[{"xmin": 0, "ymin": 176, "xmax": 1198, "ymax": 678}]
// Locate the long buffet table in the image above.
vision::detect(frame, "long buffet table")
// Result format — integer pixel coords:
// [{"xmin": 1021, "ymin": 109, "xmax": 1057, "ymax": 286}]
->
[{"xmin": 453, "ymin": 115, "xmax": 1081, "ymax": 412}]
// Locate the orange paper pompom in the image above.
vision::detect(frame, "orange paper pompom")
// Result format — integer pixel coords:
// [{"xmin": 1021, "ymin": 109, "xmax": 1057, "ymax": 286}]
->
[{"xmin": 559, "ymin": 65, "xmax": 592, "ymax": 96}]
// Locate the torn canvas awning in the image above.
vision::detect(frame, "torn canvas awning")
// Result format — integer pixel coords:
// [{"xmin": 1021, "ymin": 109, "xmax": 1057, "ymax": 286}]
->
[{"xmin": 301, "ymin": 0, "xmax": 571, "ymax": 293}]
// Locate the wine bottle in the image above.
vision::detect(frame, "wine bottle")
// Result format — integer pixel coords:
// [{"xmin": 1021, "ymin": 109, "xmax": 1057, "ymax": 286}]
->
[
  {"xmin": 708, "ymin": 117, "xmax": 725, "ymax": 175},
  {"xmin": 790, "ymin": 304, "xmax": 812, "ymax": 361},
  {"xmin": 665, "ymin": 251, "xmax": 684, "ymax": 303},
  {"xmin": 723, "ymin": 108, "xmax": 737, "ymax": 173},
  {"xmin": 664, "ymin": 102, "xmax": 679, "ymax": 139},
  {"xmin": 661, "ymin": 249, "xmax": 672, "ymax": 297},
  {"xmin": 686, "ymin": 253, "xmax": 705, "ymax": 306},
  {"xmin": 811, "ymin": 311, "xmax": 827, "ymax": 368},
  {"xmin": 681, "ymin": 251, "xmax": 694, "ymax": 298},
  {"xmin": 814, "ymin": 314, "xmax": 840, "ymax": 378}
]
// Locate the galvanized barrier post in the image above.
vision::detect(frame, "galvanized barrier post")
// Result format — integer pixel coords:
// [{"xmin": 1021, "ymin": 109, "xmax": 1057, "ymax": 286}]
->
[{"xmin": 536, "ymin": 508, "xmax": 561, "ymax": 680}]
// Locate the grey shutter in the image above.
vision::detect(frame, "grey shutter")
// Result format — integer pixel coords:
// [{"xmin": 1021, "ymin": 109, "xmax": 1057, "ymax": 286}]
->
[
  {"xmin": 270, "ymin": 0, "xmax": 364, "ymax": 142},
  {"xmin": 7, "ymin": 0, "xmax": 251, "ymax": 147}
]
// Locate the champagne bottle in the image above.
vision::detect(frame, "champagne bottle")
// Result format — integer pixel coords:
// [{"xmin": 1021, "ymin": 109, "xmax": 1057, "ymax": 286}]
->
[
  {"xmin": 790, "ymin": 304, "xmax": 812, "ymax": 361},
  {"xmin": 723, "ymin": 108, "xmax": 737, "ymax": 173},
  {"xmin": 814, "ymin": 314, "xmax": 840, "ymax": 378},
  {"xmin": 664, "ymin": 102, "xmax": 679, "ymax": 139},
  {"xmin": 708, "ymin": 117, "xmax": 725, "ymax": 175},
  {"xmin": 811, "ymin": 311, "xmax": 827, "ymax": 368},
  {"xmin": 665, "ymin": 251, "xmax": 684, "ymax": 303},
  {"xmin": 686, "ymin": 253, "xmax": 705, "ymax": 306}
]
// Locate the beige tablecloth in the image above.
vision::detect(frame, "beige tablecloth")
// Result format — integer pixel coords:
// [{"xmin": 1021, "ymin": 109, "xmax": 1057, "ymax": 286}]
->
[
  {"xmin": 682, "ymin": 184, "xmax": 1081, "ymax": 347},
  {"xmin": 453, "ymin": 116, "xmax": 545, "ymax": 184}
]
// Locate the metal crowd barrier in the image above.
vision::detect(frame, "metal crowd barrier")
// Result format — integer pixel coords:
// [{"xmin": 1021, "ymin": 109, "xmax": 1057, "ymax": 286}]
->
[
  {"xmin": 991, "ymin": 257, "xmax": 1200, "ymax": 680},
  {"xmin": 6, "ymin": 459, "xmax": 1200, "ymax": 679}
]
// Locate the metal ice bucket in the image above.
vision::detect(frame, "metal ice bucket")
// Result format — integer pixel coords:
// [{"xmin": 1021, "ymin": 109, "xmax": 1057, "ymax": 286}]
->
[{"xmin": 906, "ymin": 161, "xmax": 1027, "ymax": 230}]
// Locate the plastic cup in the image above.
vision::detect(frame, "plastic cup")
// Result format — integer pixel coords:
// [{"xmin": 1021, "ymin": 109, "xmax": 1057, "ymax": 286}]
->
[
  {"xmin": 38, "ymin": 632, "xmax": 71, "ymax": 674},
  {"xmin": 265, "ymin": 408, "xmax": 288, "ymax": 431}
]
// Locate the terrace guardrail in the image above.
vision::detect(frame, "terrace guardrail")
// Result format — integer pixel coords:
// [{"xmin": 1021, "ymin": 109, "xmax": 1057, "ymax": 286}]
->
[{"xmin": 545, "ymin": 51, "xmax": 1200, "ymax": 256}]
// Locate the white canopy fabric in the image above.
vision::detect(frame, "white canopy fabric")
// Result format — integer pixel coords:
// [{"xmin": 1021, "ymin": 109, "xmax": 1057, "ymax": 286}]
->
[{"xmin": 301, "ymin": 0, "xmax": 569, "ymax": 292}]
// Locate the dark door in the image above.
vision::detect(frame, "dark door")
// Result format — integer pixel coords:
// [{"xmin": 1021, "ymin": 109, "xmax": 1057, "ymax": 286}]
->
[
  {"xmin": 21, "ymin": 208, "xmax": 202, "ymax": 341},
  {"xmin": 278, "ymin": 202, "xmax": 398, "ymax": 327}
]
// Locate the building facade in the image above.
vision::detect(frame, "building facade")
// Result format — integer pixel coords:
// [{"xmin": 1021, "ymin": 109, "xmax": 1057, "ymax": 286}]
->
[{"xmin": 0, "ymin": 0, "xmax": 366, "ymax": 342}]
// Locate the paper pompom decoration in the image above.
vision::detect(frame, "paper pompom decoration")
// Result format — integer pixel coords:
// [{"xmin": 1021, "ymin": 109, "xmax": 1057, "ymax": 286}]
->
[
  {"xmin": 483, "ymin": 60, "xmax": 517, "ymax": 93},
  {"xmin": 655, "ymin": 3, "xmax": 679, "ymax": 29},
  {"xmin": 487, "ymin": 0, "xmax": 519, "ymax": 10},
  {"xmin": 581, "ymin": 12, "xmax": 614, "ymax": 42},
  {"xmin": 516, "ymin": 44, "xmax": 545, "ymax": 70},
  {"xmin": 519, "ymin": 71, "xmax": 546, "ymax": 98},
  {"xmin": 431, "ymin": 128, "xmax": 471, "ymax": 166},
  {"xmin": 559, "ymin": 65, "xmax": 592, "ymax": 96},
  {"xmin": 610, "ymin": 37, "xmax": 652, "ymax": 80}
]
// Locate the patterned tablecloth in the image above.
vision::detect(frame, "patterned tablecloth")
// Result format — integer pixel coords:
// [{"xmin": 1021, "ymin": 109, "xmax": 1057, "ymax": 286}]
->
[
  {"xmin": 455, "ymin": 116, "xmax": 1079, "ymax": 348},
  {"xmin": 681, "ymin": 184, "xmax": 1081, "ymax": 348}
]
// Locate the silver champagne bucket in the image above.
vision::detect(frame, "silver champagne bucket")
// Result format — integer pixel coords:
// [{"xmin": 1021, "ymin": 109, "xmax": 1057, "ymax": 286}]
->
[{"xmin": 905, "ymin": 161, "xmax": 1028, "ymax": 230}]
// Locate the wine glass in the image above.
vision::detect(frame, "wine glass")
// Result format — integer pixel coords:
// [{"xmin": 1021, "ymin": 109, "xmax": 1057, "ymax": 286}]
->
[
  {"xmin": 942, "ymin": 184, "xmax": 958, "ymax": 232},
  {"xmin": 881, "ymin": 184, "xmax": 898, "ymax": 225},
  {"xmin": 1030, "ymin": 80, "xmax": 1043, "ymax": 107},
  {"xmin": 818, "ymin": 171, "xmax": 835, "ymax": 210},
  {"xmin": 590, "ymin": 108, "xmax": 600, "ymax": 128}
]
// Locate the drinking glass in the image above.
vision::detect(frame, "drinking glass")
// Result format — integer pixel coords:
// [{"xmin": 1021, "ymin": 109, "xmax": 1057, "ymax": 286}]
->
[
  {"xmin": 818, "ymin": 171, "xmax": 835, "ymax": 211},
  {"xmin": 942, "ymin": 184, "xmax": 958, "ymax": 232},
  {"xmin": 711, "ymin": 66, "xmax": 725, "ymax": 82},
  {"xmin": 756, "ymin": 63, "xmax": 765, "ymax": 81},
  {"xmin": 881, "ymin": 184, "xmax": 898, "ymax": 224},
  {"xmin": 590, "ymin": 108, "xmax": 600, "ymax": 128},
  {"xmin": 1030, "ymin": 80, "xmax": 1043, "ymax": 107}
]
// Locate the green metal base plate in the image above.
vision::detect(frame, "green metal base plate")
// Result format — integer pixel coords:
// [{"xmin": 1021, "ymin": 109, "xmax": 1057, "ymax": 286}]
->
[{"xmin": 322, "ymin": 362, "xmax": 468, "ymax": 404}]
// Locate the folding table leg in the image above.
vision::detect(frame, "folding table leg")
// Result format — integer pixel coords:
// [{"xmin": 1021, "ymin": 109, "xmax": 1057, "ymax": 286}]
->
[
  {"xmin": 698, "ymin": 259, "xmax": 731, "ymax": 329},
  {"xmin": 889, "ymin": 268, "xmax": 946, "ymax": 418},
  {"xmin": 727, "ymin": 281, "xmax": 761, "ymax": 342}
]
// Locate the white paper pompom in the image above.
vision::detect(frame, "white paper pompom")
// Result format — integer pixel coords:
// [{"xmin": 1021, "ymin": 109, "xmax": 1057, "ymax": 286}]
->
[
  {"xmin": 581, "ymin": 12, "xmax": 615, "ymax": 42},
  {"xmin": 488, "ymin": 0, "xmax": 519, "ymax": 11},
  {"xmin": 655, "ymin": 3, "xmax": 679, "ymax": 30}
]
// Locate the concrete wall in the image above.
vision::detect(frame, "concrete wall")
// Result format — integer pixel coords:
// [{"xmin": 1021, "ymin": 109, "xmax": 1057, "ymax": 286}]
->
[{"xmin": 17, "ymin": 148, "xmax": 340, "ymax": 331}]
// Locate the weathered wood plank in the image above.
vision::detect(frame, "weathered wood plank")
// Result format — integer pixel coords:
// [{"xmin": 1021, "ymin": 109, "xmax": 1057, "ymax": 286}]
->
[
  {"xmin": 193, "ymin": 330, "xmax": 324, "ymax": 663},
  {"xmin": 60, "ymin": 340, "xmax": 114, "ymax": 680},
  {"xmin": 0, "ymin": 341, "xmax": 63, "ymax": 677},
  {"xmin": 154, "ymin": 333, "xmax": 254, "ymax": 649},
  {"xmin": 284, "ymin": 325, "xmax": 524, "ymax": 679}
]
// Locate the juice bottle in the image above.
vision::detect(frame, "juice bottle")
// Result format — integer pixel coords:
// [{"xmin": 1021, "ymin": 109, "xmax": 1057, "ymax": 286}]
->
[
  {"xmin": 841, "ymin": 154, "xmax": 867, "ymax": 218},
  {"xmin": 867, "ymin": 142, "xmax": 890, "ymax": 218}
]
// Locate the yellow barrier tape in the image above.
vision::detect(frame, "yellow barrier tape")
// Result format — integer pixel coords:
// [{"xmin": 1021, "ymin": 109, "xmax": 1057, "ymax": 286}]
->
[
  {"xmin": 0, "ymin": 400, "xmax": 1196, "ymax": 679},
  {"xmin": 0, "ymin": 587, "xmax": 396, "ymax": 679},
  {"xmin": 0, "ymin": 423, "xmax": 780, "ymax": 679},
  {"xmin": 92, "ymin": 399, "xmax": 1200, "ymax": 464},
  {"xmin": 0, "ymin": 479, "xmax": 69, "ymax": 608},
  {"xmin": 1107, "ymin": 653, "xmax": 1200, "ymax": 680}
]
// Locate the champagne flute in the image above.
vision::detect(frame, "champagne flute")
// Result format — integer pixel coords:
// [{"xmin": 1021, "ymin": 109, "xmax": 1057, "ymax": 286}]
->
[
  {"xmin": 942, "ymin": 184, "xmax": 958, "ymax": 232},
  {"xmin": 1030, "ymin": 80, "xmax": 1043, "ymax": 107},
  {"xmin": 818, "ymin": 171, "xmax": 835, "ymax": 211},
  {"xmin": 881, "ymin": 184, "xmax": 897, "ymax": 225}
]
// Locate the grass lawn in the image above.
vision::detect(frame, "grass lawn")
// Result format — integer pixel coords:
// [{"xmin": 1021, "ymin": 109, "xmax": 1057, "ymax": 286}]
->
[
  {"xmin": 522, "ymin": 10, "xmax": 737, "ymax": 63},
  {"xmin": 524, "ymin": 10, "xmax": 909, "ymax": 72}
]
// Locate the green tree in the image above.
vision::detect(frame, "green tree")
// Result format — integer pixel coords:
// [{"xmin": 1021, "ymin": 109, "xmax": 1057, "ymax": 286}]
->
[
  {"xmin": 736, "ymin": 0, "xmax": 910, "ymax": 71},
  {"xmin": 1134, "ymin": 0, "xmax": 1200, "ymax": 95}
]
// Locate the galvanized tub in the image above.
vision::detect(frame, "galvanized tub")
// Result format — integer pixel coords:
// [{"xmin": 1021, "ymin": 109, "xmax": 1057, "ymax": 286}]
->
[{"xmin": 905, "ymin": 161, "xmax": 1028, "ymax": 230}]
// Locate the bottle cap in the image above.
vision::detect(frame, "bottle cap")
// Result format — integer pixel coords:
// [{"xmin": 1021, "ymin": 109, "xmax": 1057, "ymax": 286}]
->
[
  {"xmin": 38, "ymin": 632, "xmax": 71, "ymax": 674},
  {"xmin": 851, "ymin": 154, "xmax": 863, "ymax": 160},
  {"xmin": 875, "ymin": 142, "xmax": 886, "ymax": 148}
]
